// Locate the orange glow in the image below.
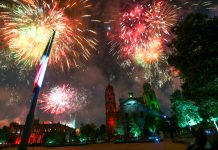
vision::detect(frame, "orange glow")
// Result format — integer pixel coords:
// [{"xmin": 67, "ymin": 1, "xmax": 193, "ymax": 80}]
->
[{"xmin": 135, "ymin": 37, "xmax": 162, "ymax": 64}]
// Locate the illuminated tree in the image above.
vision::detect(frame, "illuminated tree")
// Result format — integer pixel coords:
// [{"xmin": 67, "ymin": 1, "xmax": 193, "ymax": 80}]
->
[
  {"xmin": 0, "ymin": 126, "xmax": 10, "ymax": 144},
  {"xmin": 144, "ymin": 113, "xmax": 160, "ymax": 135},
  {"xmin": 129, "ymin": 120, "xmax": 141, "ymax": 138},
  {"xmin": 0, "ymin": 126, "xmax": 15, "ymax": 144},
  {"xmin": 115, "ymin": 120, "xmax": 125, "ymax": 136},
  {"xmin": 80, "ymin": 123, "xmax": 97, "ymax": 142},
  {"xmin": 43, "ymin": 130, "xmax": 66, "ymax": 144},
  {"xmin": 171, "ymin": 90, "xmax": 202, "ymax": 128},
  {"xmin": 199, "ymin": 98, "xmax": 218, "ymax": 129}
]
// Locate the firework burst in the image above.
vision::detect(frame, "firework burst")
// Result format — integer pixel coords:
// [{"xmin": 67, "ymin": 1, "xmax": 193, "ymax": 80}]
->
[
  {"xmin": 116, "ymin": 0, "xmax": 178, "ymax": 57},
  {"xmin": 112, "ymin": 0, "xmax": 214, "ymax": 87},
  {"xmin": 0, "ymin": 0, "xmax": 97, "ymax": 70},
  {"xmin": 135, "ymin": 54, "xmax": 171, "ymax": 87},
  {"xmin": 39, "ymin": 84, "xmax": 88, "ymax": 115},
  {"xmin": 107, "ymin": 0, "xmax": 178, "ymax": 87},
  {"xmin": 133, "ymin": 36, "xmax": 163, "ymax": 63}
]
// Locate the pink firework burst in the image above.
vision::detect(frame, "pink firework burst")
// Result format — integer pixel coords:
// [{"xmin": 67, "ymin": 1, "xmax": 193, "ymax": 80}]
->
[
  {"xmin": 39, "ymin": 84, "xmax": 88, "ymax": 115},
  {"xmin": 109, "ymin": 0, "xmax": 178, "ymax": 58}
]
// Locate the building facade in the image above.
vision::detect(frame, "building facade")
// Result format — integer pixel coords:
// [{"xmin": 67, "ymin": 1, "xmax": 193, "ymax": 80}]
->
[
  {"xmin": 9, "ymin": 120, "xmax": 73, "ymax": 144},
  {"xmin": 105, "ymin": 83, "xmax": 161, "ymax": 140},
  {"xmin": 105, "ymin": 84, "xmax": 117, "ymax": 139}
]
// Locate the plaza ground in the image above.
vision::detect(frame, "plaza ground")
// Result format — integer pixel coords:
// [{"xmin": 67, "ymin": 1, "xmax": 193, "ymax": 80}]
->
[{"xmin": 2, "ymin": 140, "xmax": 187, "ymax": 150}]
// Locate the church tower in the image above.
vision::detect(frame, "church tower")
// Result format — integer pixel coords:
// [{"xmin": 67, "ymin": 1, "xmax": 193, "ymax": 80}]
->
[
  {"xmin": 105, "ymin": 84, "xmax": 116, "ymax": 140},
  {"xmin": 143, "ymin": 83, "xmax": 159, "ymax": 111}
]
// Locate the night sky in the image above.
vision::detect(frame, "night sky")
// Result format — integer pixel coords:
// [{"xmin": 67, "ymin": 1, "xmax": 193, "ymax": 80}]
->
[{"xmin": 0, "ymin": 0, "xmax": 218, "ymax": 128}]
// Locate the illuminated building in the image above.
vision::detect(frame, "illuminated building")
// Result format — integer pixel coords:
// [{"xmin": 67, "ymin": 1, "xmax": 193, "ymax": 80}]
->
[
  {"xmin": 9, "ymin": 119, "xmax": 73, "ymax": 144},
  {"xmin": 105, "ymin": 83, "xmax": 160, "ymax": 140},
  {"xmin": 105, "ymin": 84, "xmax": 117, "ymax": 140}
]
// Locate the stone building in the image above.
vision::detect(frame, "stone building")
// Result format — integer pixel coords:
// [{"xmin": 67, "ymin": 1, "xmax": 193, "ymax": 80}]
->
[
  {"xmin": 9, "ymin": 119, "xmax": 73, "ymax": 144},
  {"xmin": 105, "ymin": 83, "xmax": 161, "ymax": 140}
]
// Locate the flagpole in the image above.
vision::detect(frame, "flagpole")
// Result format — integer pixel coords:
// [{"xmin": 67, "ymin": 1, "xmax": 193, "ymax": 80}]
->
[
  {"xmin": 17, "ymin": 87, "xmax": 40, "ymax": 150},
  {"xmin": 18, "ymin": 31, "xmax": 56, "ymax": 150}
]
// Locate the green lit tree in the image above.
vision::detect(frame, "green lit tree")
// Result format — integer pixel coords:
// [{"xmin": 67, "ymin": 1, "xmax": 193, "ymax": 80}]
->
[
  {"xmin": 0, "ymin": 126, "xmax": 10, "ymax": 144},
  {"xmin": 200, "ymin": 98, "xmax": 218, "ymax": 119},
  {"xmin": 171, "ymin": 90, "xmax": 202, "ymax": 128},
  {"xmin": 42, "ymin": 130, "xmax": 66, "ymax": 145},
  {"xmin": 129, "ymin": 118, "xmax": 141, "ymax": 138},
  {"xmin": 0, "ymin": 126, "xmax": 15, "ymax": 144},
  {"xmin": 115, "ymin": 120, "xmax": 125, "ymax": 136},
  {"xmin": 199, "ymin": 98, "xmax": 218, "ymax": 129},
  {"xmin": 80, "ymin": 123, "xmax": 97, "ymax": 142},
  {"xmin": 168, "ymin": 13, "xmax": 218, "ymax": 127},
  {"xmin": 144, "ymin": 113, "xmax": 160, "ymax": 135}
]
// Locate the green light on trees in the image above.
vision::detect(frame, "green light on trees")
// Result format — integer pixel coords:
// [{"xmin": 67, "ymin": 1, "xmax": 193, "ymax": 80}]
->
[
  {"xmin": 175, "ymin": 100, "xmax": 202, "ymax": 128},
  {"xmin": 46, "ymin": 139, "xmax": 55, "ymax": 144},
  {"xmin": 129, "ymin": 121, "xmax": 142, "ymax": 138},
  {"xmin": 79, "ymin": 135, "xmax": 88, "ymax": 143},
  {"xmin": 172, "ymin": 92, "xmax": 202, "ymax": 128},
  {"xmin": 115, "ymin": 120, "xmax": 125, "ymax": 136},
  {"xmin": 0, "ymin": 139, "xmax": 6, "ymax": 144}
]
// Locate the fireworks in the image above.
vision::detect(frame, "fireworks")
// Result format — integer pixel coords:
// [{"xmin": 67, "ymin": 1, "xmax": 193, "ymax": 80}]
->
[
  {"xmin": 134, "ymin": 37, "xmax": 163, "ymax": 63},
  {"xmin": 117, "ymin": 0, "xmax": 178, "ymax": 57},
  {"xmin": 107, "ymin": 0, "xmax": 178, "ymax": 87},
  {"xmin": 108, "ymin": 0, "xmax": 179, "ymax": 66},
  {"xmin": 8, "ymin": 88, "xmax": 21, "ymax": 106},
  {"xmin": 107, "ymin": 0, "xmax": 216, "ymax": 87},
  {"xmin": 39, "ymin": 84, "xmax": 88, "ymax": 115},
  {"xmin": 0, "ymin": 0, "xmax": 97, "ymax": 70},
  {"xmin": 120, "ymin": 52, "xmax": 171, "ymax": 87}
]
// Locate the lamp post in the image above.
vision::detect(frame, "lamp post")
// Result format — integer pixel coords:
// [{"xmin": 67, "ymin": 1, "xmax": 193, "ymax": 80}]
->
[{"xmin": 17, "ymin": 31, "xmax": 56, "ymax": 150}]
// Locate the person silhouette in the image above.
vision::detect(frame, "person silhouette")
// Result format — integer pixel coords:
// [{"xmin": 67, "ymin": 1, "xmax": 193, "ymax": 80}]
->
[
  {"xmin": 187, "ymin": 126, "xmax": 207, "ymax": 150},
  {"xmin": 194, "ymin": 126, "xmax": 207, "ymax": 149}
]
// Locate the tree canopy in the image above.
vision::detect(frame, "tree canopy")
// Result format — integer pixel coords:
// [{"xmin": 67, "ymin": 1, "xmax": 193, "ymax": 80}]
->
[
  {"xmin": 171, "ymin": 90, "xmax": 202, "ymax": 128},
  {"xmin": 168, "ymin": 13, "xmax": 218, "ymax": 100},
  {"xmin": 168, "ymin": 13, "xmax": 218, "ymax": 127}
]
